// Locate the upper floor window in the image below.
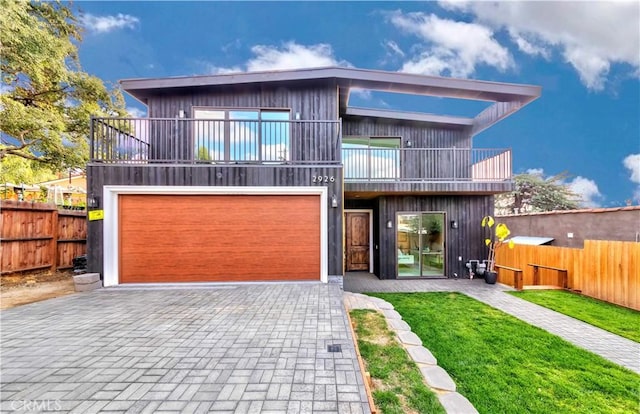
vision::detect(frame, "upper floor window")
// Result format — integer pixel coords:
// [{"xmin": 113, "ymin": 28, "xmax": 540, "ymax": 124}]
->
[
  {"xmin": 193, "ymin": 108, "xmax": 290, "ymax": 162},
  {"xmin": 342, "ymin": 136, "xmax": 400, "ymax": 179}
]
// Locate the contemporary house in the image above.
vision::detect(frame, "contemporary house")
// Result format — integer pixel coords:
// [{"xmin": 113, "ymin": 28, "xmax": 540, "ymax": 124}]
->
[{"xmin": 87, "ymin": 67, "xmax": 540, "ymax": 286}]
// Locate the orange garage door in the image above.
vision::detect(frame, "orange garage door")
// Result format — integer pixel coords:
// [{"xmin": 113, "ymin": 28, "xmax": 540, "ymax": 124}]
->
[{"xmin": 119, "ymin": 194, "xmax": 321, "ymax": 283}]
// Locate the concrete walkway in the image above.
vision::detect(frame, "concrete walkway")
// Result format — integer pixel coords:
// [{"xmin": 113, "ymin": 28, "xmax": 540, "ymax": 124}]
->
[
  {"xmin": 344, "ymin": 272, "xmax": 640, "ymax": 374},
  {"xmin": 1, "ymin": 284, "xmax": 370, "ymax": 414}
]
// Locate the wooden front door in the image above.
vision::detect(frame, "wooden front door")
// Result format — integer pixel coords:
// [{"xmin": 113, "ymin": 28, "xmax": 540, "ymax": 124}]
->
[{"xmin": 345, "ymin": 212, "xmax": 370, "ymax": 271}]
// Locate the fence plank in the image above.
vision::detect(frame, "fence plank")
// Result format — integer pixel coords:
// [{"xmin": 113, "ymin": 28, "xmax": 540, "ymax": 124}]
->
[
  {"xmin": 50, "ymin": 207, "xmax": 59, "ymax": 271},
  {"xmin": 496, "ymin": 240, "xmax": 640, "ymax": 310},
  {"xmin": 1, "ymin": 201, "xmax": 86, "ymax": 274}
]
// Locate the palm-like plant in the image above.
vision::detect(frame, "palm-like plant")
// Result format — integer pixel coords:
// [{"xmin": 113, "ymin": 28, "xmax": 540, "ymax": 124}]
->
[{"xmin": 482, "ymin": 215, "xmax": 515, "ymax": 272}]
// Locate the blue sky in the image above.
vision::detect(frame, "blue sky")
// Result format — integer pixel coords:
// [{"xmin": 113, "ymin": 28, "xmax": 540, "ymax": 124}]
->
[{"xmin": 74, "ymin": 1, "xmax": 640, "ymax": 206}]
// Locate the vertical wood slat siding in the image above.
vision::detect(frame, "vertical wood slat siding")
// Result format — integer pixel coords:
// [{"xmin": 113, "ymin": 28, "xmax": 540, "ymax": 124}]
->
[
  {"xmin": 342, "ymin": 119, "xmax": 470, "ymax": 148},
  {"xmin": 342, "ymin": 119, "xmax": 472, "ymax": 181},
  {"xmin": 0, "ymin": 201, "xmax": 87, "ymax": 273},
  {"xmin": 345, "ymin": 195, "xmax": 493, "ymax": 279},
  {"xmin": 87, "ymin": 165, "xmax": 342, "ymax": 277},
  {"xmin": 145, "ymin": 84, "xmax": 339, "ymax": 162},
  {"xmin": 495, "ymin": 240, "xmax": 640, "ymax": 310}
]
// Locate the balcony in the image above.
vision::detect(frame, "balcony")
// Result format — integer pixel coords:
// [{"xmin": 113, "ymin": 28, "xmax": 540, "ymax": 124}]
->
[
  {"xmin": 89, "ymin": 117, "xmax": 511, "ymax": 194},
  {"xmin": 90, "ymin": 117, "xmax": 342, "ymax": 165},
  {"xmin": 343, "ymin": 147, "xmax": 513, "ymax": 195}
]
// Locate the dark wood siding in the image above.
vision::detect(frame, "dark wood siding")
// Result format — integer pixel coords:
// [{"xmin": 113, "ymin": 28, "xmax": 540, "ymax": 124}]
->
[
  {"xmin": 145, "ymin": 83, "xmax": 340, "ymax": 162},
  {"xmin": 342, "ymin": 118, "xmax": 470, "ymax": 148},
  {"xmin": 148, "ymin": 83, "xmax": 338, "ymax": 120},
  {"xmin": 87, "ymin": 164, "xmax": 343, "ymax": 277},
  {"xmin": 343, "ymin": 117, "xmax": 475, "ymax": 183},
  {"xmin": 356, "ymin": 195, "xmax": 493, "ymax": 279}
]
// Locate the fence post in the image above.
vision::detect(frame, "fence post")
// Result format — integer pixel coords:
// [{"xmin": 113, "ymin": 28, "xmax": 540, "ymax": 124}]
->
[{"xmin": 51, "ymin": 208, "xmax": 59, "ymax": 271}]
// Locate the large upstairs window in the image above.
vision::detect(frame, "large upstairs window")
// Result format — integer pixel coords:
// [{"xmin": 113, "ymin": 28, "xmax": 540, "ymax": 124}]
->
[
  {"xmin": 342, "ymin": 136, "xmax": 401, "ymax": 180},
  {"xmin": 193, "ymin": 108, "xmax": 290, "ymax": 162}
]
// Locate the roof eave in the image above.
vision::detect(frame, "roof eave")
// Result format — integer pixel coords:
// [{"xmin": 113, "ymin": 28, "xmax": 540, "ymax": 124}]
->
[
  {"xmin": 344, "ymin": 107, "xmax": 474, "ymax": 128},
  {"xmin": 120, "ymin": 66, "xmax": 541, "ymax": 105}
]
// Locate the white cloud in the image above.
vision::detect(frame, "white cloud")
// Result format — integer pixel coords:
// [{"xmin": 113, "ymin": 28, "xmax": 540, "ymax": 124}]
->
[
  {"xmin": 623, "ymin": 153, "xmax": 640, "ymax": 202},
  {"xmin": 208, "ymin": 65, "xmax": 244, "ymax": 75},
  {"xmin": 126, "ymin": 107, "xmax": 146, "ymax": 118},
  {"xmin": 623, "ymin": 153, "xmax": 640, "ymax": 183},
  {"xmin": 508, "ymin": 29, "xmax": 550, "ymax": 59},
  {"xmin": 386, "ymin": 11, "xmax": 513, "ymax": 77},
  {"xmin": 79, "ymin": 13, "xmax": 139, "ymax": 34},
  {"xmin": 439, "ymin": 1, "xmax": 640, "ymax": 90},
  {"xmin": 208, "ymin": 42, "xmax": 350, "ymax": 74},
  {"xmin": 221, "ymin": 39, "xmax": 242, "ymax": 53},
  {"xmin": 383, "ymin": 40, "xmax": 405, "ymax": 57},
  {"xmin": 525, "ymin": 168, "xmax": 545, "ymax": 176},
  {"xmin": 567, "ymin": 176, "xmax": 602, "ymax": 208}
]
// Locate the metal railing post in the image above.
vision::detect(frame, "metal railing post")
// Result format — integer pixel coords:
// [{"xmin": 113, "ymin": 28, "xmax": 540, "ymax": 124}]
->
[
  {"xmin": 452, "ymin": 146, "xmax": 457, "ymax": 181},
  {"xmin": 89, "ymin": 116, "xmax": 94, "ymax": 161}
]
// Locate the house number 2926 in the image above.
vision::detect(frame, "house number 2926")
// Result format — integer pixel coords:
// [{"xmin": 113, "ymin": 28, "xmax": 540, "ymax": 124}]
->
[{"xmin": 313, "ymin": 175, "xmax": 335, "ymax": 183}]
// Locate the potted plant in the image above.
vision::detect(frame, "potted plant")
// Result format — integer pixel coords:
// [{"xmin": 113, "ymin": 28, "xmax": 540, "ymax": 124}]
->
[{"xmin": 481, "ymin": 215, "xmax": 514, "ymax": 284}]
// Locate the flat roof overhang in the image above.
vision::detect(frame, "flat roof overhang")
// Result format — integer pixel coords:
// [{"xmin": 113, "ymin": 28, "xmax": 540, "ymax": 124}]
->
[
  {"xmin": 122, "ymin": 66, "xmax": 539, "ymax": 103},
  {"xmin": 120, "ymin": 66, "xmax": 541, "ymax": 135}
]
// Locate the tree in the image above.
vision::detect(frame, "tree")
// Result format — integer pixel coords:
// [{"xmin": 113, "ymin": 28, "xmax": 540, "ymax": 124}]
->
[
  {"xmin": 0, "ymin": 156, "xmax": 56, "ymax": 184},
  {"xmin": 0, "ymin": 0, "xmax": 126, "ymax": 171},
  {"xmin": 496, "ymin": 172, "xmax": 581, "ymax": 215}
]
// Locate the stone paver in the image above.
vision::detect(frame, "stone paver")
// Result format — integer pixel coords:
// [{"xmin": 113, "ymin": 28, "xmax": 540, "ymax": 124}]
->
[
  {"xmin": 385, "ymin": 319, "xmax": 410, "ymax": 332},
  {"xmin": 437, "ymin": 392, "xmax": 478, "ymax": 414},
  {"xmin": 396, "ymin": 331, "xmax": 422, "ymax": 346},
  {"xmin": 1, "ymin": 284, "xmax": 370, "ymax": 413},
  {"xmin": 345, "ymin": 272, "xmax": 640, "ymax": 374},
  {"xmin": 419, "ymin": 365, "xmax": 456, "ymax": 391},
  {"xmin": 406, "ymin": 346, "xmax": 437, "ymax": 365}
]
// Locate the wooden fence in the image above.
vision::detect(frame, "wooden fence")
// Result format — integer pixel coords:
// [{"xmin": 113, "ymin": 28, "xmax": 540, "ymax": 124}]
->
[
  {"xmin": 1, "ymin": 200, "xmax": 86, "ymax": 274},
  {"xmin": 495, "ymin": 240, "xmax": 640, "ymax": 310}
]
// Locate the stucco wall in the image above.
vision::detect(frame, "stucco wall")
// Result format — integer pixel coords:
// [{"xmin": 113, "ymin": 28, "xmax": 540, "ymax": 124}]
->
[{"xmin": 498, "ymin": 206, "xmax": 640, "ymax": 248}]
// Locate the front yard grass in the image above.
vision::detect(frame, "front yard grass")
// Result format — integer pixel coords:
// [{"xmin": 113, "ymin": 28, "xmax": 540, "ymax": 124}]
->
[
  {"xmin": 350, "ymin": 309, "xmax": 445, "ymax": 414},
  {"xmin": 371, "ymin": 292, "xmax": 640, "ymax": 414},
  {"xmin": 509, "ymin": 289, "xmax": 640, "ymax": 342}
]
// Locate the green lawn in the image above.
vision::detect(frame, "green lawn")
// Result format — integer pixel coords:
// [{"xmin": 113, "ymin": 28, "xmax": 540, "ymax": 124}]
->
[
  {"xmin": 509, "ymin": 289, "xmax": 640, "ymax": 342},
  {"xmin": 350, "ymin": 309, "xmax": 445, "ymax": 414},
  {"xmin": 371, "ymin": 292, "xmax": 640, "ymax": 414}
]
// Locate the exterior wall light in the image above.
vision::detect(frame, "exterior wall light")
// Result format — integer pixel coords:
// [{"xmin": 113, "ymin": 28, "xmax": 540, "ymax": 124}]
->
[
  {"xmin": 331, "ymin": 194, "xmax": 338, "ymax": 208},
  {"xmin": 386, "ymin": 220, "xmax": 393, "ymax": 229},
  {"xmin": 450, "ymin": 220, "xmax": 458, "ymax": 229},
  {"xmin": 87, "ymin": 193, "xmax": 100, "ymax": 209}
]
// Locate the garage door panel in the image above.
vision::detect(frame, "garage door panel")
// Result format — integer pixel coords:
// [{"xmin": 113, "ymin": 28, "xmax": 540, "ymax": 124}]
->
[{"xmin": 119, "ymin": 194, "xmax": 320, "ymax": 283}]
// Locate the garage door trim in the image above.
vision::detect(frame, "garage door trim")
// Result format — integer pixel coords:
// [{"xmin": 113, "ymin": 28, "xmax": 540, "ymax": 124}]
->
[{"xmin": 102, "ymin": 185, "xmax": 328, "ymax": 286}]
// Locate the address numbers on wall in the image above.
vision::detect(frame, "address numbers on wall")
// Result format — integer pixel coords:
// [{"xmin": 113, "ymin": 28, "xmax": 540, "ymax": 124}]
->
[{"xmin": 312, "ymin": 175, "xmax": 335, "ymax": 184}]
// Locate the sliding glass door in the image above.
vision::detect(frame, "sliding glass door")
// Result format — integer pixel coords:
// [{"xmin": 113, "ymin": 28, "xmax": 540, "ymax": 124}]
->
[
  {"xmin": 342, "ymin": 136, "xmax": 400, "ymax": 180},
  {"xmin": 397, "ymin": 212, "xmax": 445, "ymax": 277}
]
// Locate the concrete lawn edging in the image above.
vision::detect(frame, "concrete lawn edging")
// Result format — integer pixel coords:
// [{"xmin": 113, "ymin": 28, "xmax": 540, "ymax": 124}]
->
[{"xmin": 344, "ymin": 292, "xmax": 478, "ymax": 414}]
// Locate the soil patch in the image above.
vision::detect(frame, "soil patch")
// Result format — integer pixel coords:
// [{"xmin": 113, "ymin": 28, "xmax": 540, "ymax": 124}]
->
[{"xmin": 1, "ymin": 270, "xmax": 76, "ymax": 309}]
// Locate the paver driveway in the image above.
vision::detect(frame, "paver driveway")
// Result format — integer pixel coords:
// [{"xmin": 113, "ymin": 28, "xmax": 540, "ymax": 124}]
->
[{"xmin": 0, "ymin": 284, "xmax": 370, "ymax": 413}]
